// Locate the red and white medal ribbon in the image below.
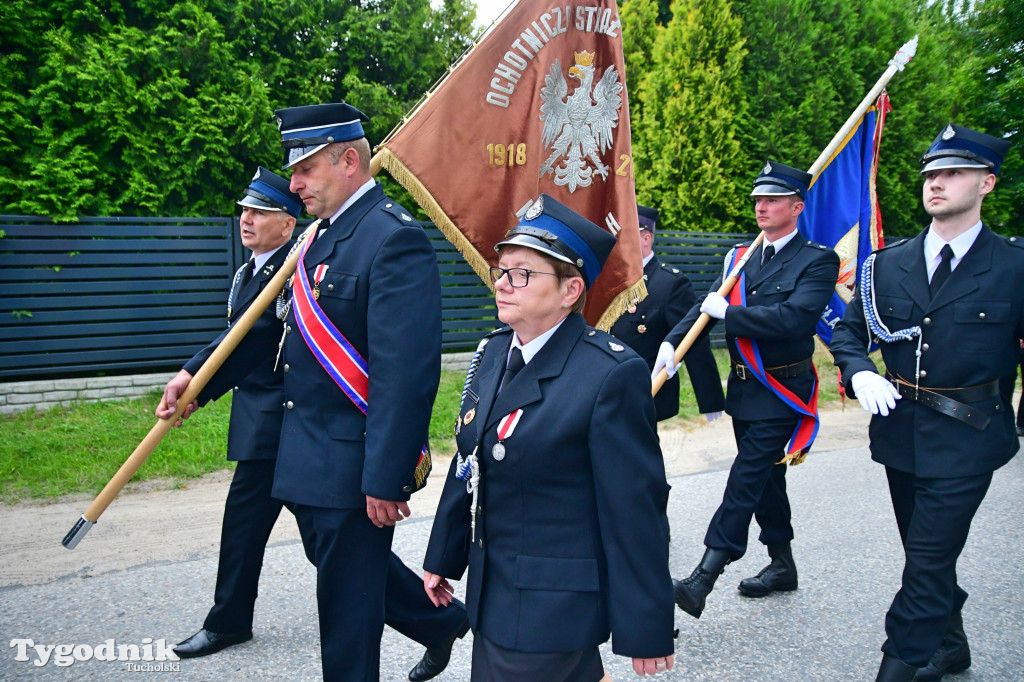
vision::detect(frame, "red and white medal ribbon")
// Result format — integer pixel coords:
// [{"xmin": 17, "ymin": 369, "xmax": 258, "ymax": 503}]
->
[
  {"xmin": 497, "ymin": 409, "xmax": 522, "ymax": 440},
  {"xmin": 312, "ymin": 264, "xmax": 329, "ymax": 299}
]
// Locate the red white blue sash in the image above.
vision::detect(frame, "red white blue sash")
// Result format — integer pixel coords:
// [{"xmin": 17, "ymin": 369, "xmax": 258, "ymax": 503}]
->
[
  {"xmin": 292, "ymin": 231, "xmax": 430, "ymax": 480},
  {"xmin": 728, "ymin": 246, "xmax": 819, "ymax": 462}
]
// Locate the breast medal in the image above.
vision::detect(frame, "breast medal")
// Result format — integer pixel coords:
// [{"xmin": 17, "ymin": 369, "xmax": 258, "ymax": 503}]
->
[{"xmin": 493, "ymin": 409, "xmax": 523, "ymax": 461}]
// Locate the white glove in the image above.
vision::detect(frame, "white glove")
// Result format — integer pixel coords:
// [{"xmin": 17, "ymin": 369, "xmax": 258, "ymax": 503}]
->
[
  {"xmin": 700, "ymin": 292, "xmax": 729, "ymax": 320},
  {"xmin": 705, "ymin": 411, "xmax": 723, "ymax": 424},
  {"xmin": 850, "ymin": 371, "xmax": 901, "ymax": 416},
  {"xmin": 652, "ymin": 342, "xmax": 681, "ymax": 380}
]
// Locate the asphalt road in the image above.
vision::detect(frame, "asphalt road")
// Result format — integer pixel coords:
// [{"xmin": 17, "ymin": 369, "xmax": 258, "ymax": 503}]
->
[{"xmin": 3, "ymin": 413, "xmax": 1022, "ymax": 681}]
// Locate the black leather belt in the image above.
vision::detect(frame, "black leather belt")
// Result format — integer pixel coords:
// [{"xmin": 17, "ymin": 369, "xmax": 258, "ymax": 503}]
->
[
  {"xmin": 732, "ymin": 357, "xmax": 813, "ymax": 381},
  {"xmin": 888, "ymin": 375, "xmax": 999, "ymax": 431}
]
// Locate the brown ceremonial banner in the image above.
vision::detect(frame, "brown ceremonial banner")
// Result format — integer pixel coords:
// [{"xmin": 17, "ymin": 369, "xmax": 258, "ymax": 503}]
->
[{"xmin": 375, "ymin": 0, "xmax": 644, "ymax": 330}]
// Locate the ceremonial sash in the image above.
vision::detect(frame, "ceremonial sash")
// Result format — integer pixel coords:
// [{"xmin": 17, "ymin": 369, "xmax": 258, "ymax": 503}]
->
[
  {"xmin": 727, "ymin": 247, "xmax": 820, "ymax": 464},
  {"xmin": 292, "ymin": 232, "xmax": 431, "ymax": 488}
]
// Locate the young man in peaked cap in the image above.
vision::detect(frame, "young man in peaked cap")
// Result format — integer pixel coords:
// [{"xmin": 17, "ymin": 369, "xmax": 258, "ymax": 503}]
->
[
  {"xmin": 654, "ymin": 160, "xmax": 839, "ymax": 620},
  {"xmin": 160, "ymin": 104, "xmax": 468, "ymax": 681},
  {"xmin": 832, "ymin": 123, "xmax": 1021, "ymax": 682},
  {"xmin": 611, "ymin": 203, "xmax": 724, "ymax": 423}
]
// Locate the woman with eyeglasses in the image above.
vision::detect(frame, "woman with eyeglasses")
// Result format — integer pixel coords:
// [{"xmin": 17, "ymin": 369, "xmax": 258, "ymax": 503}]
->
[{"xmin": 420, "ymin": 194, "xmax": 676, "ymax": 681}]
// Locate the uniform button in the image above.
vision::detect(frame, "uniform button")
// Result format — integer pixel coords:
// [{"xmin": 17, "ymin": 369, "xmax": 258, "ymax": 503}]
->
[
  {"xmin": 283, "ymin": 364, "xmax": 290, "ymax": 372},
  {"xmin": 979, "ymin": 312, "xmax": 986, "ymax": 319},
  {"xmin": 286, "ymin": 401, "xmax": 294, "ymax": 409},
  {"xmin": 233, "ymin": 386, "xmax": 239, "ymax": 391},
  {"xmin": 922, "ymin": 317, "xmax": 931, "ymax": 325},
  {"xmin": 286, "ymin": 325, "xmax": 292, "ymax": 334},
  {"xmin": 776, "ymin": 285, "xmax": 781, "ymax": 290},
  {"xmin": 327, "ymin": 283, "xmax": 334, "ymax": 291},
  {"xmin": 751, "ymin": 290, "xmax": 757, "ymax": 295},
  {"xmin": 922, "ymin": 344, "xmax": 929, "ymax": 351},
  {"xmin": 402, "ymin": 485, "xmax": 412, "ymax": 493},
  {"xmin": 919, "ymin": 371, "xmax": 927, "ymax": 378},
  {"xmin": 478, "ymin": 539, "xmax": 484, "ymax": 548}
]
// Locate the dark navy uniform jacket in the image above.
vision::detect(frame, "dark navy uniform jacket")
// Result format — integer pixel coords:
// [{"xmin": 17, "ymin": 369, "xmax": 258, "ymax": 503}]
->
[
  {"xmin": 423, "ymin": 314, "xmax": 675, "ymax": 659},
  {"xmin": 831, "ymin": 225, "xmax": 1024, "ymax": 477},
  {"xmin": 666, "ymin": 236, "xmax": 839, "ymax": 420},
  {"xmin": 611, "ymin": 255, "xmax": 724, "ymax": 420},
  {"xmin": 186, "ymin": 243, "xmax": 292, "ymax": 461},
  {"xmin": 223, "ymin": 183, "xmax": 442, "ymax": 509}
]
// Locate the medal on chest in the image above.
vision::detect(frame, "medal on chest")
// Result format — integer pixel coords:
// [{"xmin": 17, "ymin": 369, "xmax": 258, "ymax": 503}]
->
[
  {"xmin": 312, "ymin": 264, "xmax": 329, "ymax": 300},
  {"xmin": 493, "ymin": 409, "xmax": 522, "ymax": 461}
]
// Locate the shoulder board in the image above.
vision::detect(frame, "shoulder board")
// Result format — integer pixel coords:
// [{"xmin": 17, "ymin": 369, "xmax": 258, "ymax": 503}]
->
[
  {"xmin": 582, "ymin": 327, "xmax": 633, "ymax": 360},
  {"xmin": 484, "ymin": 326, "xmax": 513, "ymax": 339},
  {"xmin": 803, "ymin": 239, "xmax": 830, "ymax": 251},
  {"xmin": 660, "ymin": 262, "xmax": 681, "ymax": 275},
  {"xmin": 1003, "ymin": 235, "xmax": 1024, "ymax": 249},
  {"xmin": 874, "ymin": 238, "xmax": 909, "ymax": 254},
  {"xmin": 380, "ymin": 200, "xmax": 418, "ymax": 225}
]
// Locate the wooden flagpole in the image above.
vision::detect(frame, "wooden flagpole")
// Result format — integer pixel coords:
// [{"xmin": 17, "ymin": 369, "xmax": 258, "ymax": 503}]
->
[{"xmin": 651, "ymin": 36, "xmax": 918, "ymax": 397}]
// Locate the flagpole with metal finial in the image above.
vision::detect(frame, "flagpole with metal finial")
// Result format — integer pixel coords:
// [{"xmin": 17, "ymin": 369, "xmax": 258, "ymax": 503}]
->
[{"xmin": 651, "ymin": 36, "xmax": 918, "ymax": 398}]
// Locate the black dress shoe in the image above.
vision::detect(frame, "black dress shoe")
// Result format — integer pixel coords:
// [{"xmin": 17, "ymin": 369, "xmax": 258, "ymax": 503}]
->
[
  {"xmin": 408, "ymin": 618, "xmax": 470, "ymax": 682},
  {"xmin": 738, "ymin": 543, "xmax": 798, "ymax": 597},
  {"xmin": 875, "ymin": 653, "xmax": 917, "ymax": 682},
  {"xmin": 173, "ymin": 628, "xmax": 253, "ymax": 658},
  {"xmin": 916, "ymin": 610, "xmax": 971, "ymax": 681}
]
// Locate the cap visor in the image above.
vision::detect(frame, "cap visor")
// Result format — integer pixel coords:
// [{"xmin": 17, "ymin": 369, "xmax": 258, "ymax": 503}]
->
[
  {"xmin": 494, "ymin": 234, "xmax": 574, "ymax": 265},
  {"xmin": 920, "ymin": 156, "xmax": 990, "ymax": 174},
  {"xmin": 237, "ymin": 197, "xmax": 284, "ymax": 211}
]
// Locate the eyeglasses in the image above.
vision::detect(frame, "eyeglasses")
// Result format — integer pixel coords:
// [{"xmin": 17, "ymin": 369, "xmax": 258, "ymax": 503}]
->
[{"xmin": 489, "ymin": 266, "xmax": 558, "ymax": 288}]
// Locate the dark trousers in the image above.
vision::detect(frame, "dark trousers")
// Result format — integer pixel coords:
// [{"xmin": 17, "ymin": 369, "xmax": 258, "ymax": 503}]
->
[
  {"xmin": 704, "ymin": 416, "xmax": 797, "ymax": 560},
  {"xmin": 204, "ymin": 459, "xmax": 289, "ymax": 633},
  {"xmin": 469, "ymin": 632, "xmax": 604, "ymax": 682},
  {"xmin": 1017, "ymin": 353, "xmax": 1024, "ymax": 427},
  {"xmin": 882, "ymin": 467, "xmax": 992, "ymax": 666},
  {"xmin": 292, "ymin": 504, "xmax": 468, "ymax": 682}
]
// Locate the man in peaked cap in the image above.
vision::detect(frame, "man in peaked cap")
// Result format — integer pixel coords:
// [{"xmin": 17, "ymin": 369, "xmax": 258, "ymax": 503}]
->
[
  {"xmin": 654, "ymin": 160, "xmax": 839, "ymax": 621},
  {"xmin": 611, "ymin": 203, "xmax": 724, "ymax": 423},
  {"xmin": 832, "ymin": 123, "xmax": 1021, "ymax": 682},
  {"xmin": 157, "ymin": 167, "xmax": 303, "ymax": 658}
]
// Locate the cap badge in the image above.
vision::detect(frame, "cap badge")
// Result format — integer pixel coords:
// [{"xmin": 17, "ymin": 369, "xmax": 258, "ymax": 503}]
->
[
  {"xmin": 525, "ymin": 196, "xmax": 544, "ymax": 220},
  {"xmin": 762, "ymin": 161, "xmax": 772, "ymax": 175},
  {"xmin": 942, "ymin": 124, "xmax": 956, "ymax": 141},
  {"xmin": 609, "ymin": 342, "xmax": 624, "ymax": 352}
]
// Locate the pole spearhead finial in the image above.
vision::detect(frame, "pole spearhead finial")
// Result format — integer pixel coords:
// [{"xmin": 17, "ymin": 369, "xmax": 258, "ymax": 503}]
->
[{"xmin": 889, "ymin": 35, "xmax": 919, "ymax": 71}]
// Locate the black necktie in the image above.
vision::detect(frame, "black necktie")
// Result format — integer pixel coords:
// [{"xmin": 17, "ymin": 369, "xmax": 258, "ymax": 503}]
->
[
  {"xmin": 499, "ymin": 347, "xmax": 525, "ymax": 394},
  {"xmin": 930, "ymin": 244, "xmax": 954, "ymax": 297},
  {"xmin": 762, "ymin": 244, "xmax": 775, "ymax": 266},
  {"xmin": 239, "ymin": 259, "xmax": 255, "ymax": 289}
]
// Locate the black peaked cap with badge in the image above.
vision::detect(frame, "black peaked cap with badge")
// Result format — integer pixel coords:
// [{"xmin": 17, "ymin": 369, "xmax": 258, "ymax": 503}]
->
[
  {"xmin": 237, "ymin": 166, "xmax": 304, "ymax": 218},
  {"xmin": 495, "ymin": 193, "xmax": 616, "ymax": 288},
  {"xmin": 274, "ymin": 102, "xmax": 371, "ymax": 170},
  {"xmin": 750, "ymin": 160, "xmax": 812, "ymax": 199},
  {"xmin": 638, "ymin": 204, "xmax": 659, "ymax": 233},
  {"xmin": 920, "ymin": 122, "xmax": 1012, "ymax": 175}
]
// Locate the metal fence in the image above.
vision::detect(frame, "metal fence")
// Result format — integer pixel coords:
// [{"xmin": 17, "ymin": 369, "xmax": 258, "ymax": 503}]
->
[{"xmin": 0, "ymin": 215, "xmax": 749, "ymax": 380}]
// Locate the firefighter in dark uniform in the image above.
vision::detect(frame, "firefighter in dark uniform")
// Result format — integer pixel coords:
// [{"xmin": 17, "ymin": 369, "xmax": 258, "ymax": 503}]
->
[
  {"xmin": 159, "ymin": 104, "xmax": 468, "ymax": 682},
  {"xmin": 158, "ymin": 167, "xmax": 301, "ymax": 658},
  {"xmin": 422, "ymin": 195, "xmax": 676, "ymax": 681},
  {"xmin": 655, "ymin": 161, "xmax": 840, "ymax": 619},
  {"xmin": 831, "ymin": 124, "xmax": 1021, "ymax": 682},
  {"xmin": 611, "ymin": 204, "xmax": 724, "ymax": 422}
]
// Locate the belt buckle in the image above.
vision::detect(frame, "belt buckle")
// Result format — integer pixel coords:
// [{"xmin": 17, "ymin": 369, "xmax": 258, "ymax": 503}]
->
[{"xmin": 734, "ymin": 364, "xmax": 747, "ymax": 380}]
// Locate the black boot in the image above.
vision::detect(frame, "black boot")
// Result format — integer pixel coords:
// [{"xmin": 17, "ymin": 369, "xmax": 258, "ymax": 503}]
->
[
  {"xmin": 875, "ymin": 653, "xmax": 918, "ymax": 682},
  {"xmin": 408, "ymin": 618, "xmax": 470, "ymax": 682},
  {"xmin": 737, "ymin": 542, "xmax": 798, "ymax": 597},
  {"xmin": 672, "ymin": 548, "xmax": 730, "ymax": 619},
  {"xmin": 916, "ymin": 611, "xmax": 971, "ymax": 681}
]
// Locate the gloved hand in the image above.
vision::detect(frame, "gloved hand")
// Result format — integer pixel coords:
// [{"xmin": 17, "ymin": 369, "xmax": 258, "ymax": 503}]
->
[
  {"xmin": 850, "ymin": 371, "xmax": 901, "ymax": 416},
  {"xmin": 700, "ymin": 292, "xmax": 729, "ymax": 320},
  {"xmin": 705, "ymin": 411, "xmax": 723, "ymax": 424},
  {"xmin": 652, "ymin": 342, "xmax": 681, "ymax": 380}
]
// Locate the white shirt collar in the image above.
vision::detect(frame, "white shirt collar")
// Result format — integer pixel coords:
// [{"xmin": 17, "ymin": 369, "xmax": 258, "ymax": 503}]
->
[
  {"xmin": 510, "ymin": 317, "xmax": 567, "ymax": 365},
  {"xmin": 924, "ymin": 221, "xmax": 982, "ymax": 277},
  {"xmin": 251, "ymin": 243, "xmax": 286, "ymax": 273},
  {"xmin": 326, "ymin": 178, "xmax": 377, "ymax": 226},
  {"xmin": 642, "ymin": 252, "xmax": 655, "ymax": 268},
  {"xmin": 764, "ymin": 228, "xmax": 799, "ymax": 256}
]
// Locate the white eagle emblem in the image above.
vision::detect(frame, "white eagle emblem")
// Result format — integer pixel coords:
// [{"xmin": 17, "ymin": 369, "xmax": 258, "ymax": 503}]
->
[{"xmin": 538, "ymin": 50, "xmax": 623, "ymax": 193}]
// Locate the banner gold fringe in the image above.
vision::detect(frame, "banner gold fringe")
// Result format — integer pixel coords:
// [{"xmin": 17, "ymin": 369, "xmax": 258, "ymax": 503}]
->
[
  {"xmin": 594, "ymin": 278, "xmax": 648, "ymax": 332},
  {"xmin": 375, "ymin": 148, "xmax": 494, "ymax": 293}
]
